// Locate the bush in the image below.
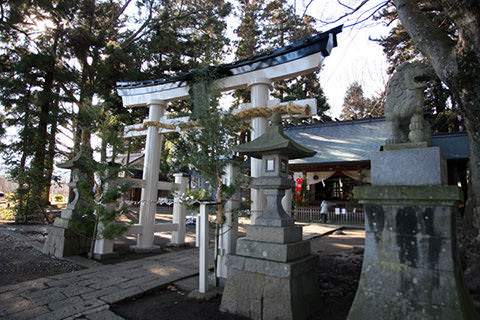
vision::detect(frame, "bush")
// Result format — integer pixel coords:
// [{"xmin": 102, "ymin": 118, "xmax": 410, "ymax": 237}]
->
[{"xmin": 0, "ymin": 207, "xmax": 15, "ymax": 221}]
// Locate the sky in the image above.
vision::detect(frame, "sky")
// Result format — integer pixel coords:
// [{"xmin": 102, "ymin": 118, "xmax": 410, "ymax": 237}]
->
[{"xmin": 306, "ymin": 1, "xmax": 391, "ymax": 117}]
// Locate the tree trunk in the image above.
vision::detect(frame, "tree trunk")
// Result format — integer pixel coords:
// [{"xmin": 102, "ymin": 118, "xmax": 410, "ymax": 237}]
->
[
  {"xmin": 462, "ymin": 98, "xmax": 480, "ymax": 234},
  {"xmin": 44, "ymin": 91, "xmax": 61, "ymax": 214},
  {"xmin": 30, "ymin": 66, "xmax": 55, "ymax": 217},
  {"xmin": 394, "ymin": 0, "xmax": 480, "ymax": 265},
  {"xmin": 30, "ymin": 30, "xmax": 60, "ymax": 219},
  {"xmin": 15, "ymin": 152, "xmax": 28, "ymax": 224}
]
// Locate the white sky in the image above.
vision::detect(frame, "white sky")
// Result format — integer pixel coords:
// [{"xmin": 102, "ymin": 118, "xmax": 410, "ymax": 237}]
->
[
  {"xmin": 310, "ymin": 1, "xmax": 391, "ymax": 117},
  {"xmin": 320, "ymin": 23, "xmax": 390, "ymax": 118}
]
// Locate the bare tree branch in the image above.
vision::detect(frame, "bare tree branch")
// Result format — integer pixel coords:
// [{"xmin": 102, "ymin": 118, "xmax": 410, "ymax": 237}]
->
[
  {"xmin": 345, "ymin": 1, "xmax": 390, "ymax": 28},
  {"xmin": 301, "ymin": 0, "xmax": 315, "ymax": 19},
  {"xmin": 121, "ymin": 0, "xmax": 155, "ymax": 49},
  {"xmin": 317, "ymin": 0, "xmax": 369, "ymax": 24},
  {"xmin": 394, "ymin": 0, "xmax": 457, "ymax": 81},
  {"xmin": 337, "ymin": 0, "xmax": 354, "ymax": 10}
]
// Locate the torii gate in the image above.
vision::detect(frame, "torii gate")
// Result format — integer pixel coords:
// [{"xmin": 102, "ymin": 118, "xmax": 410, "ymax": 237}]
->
[{"xmin": 116, "ymin": 26, "xmax": 342, "ymax": 254}]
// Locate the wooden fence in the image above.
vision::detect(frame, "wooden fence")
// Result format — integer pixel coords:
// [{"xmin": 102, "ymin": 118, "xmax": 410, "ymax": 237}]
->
[{"xmin": 293, "ymin": 207, "xmax": 365, "ymax": 225}]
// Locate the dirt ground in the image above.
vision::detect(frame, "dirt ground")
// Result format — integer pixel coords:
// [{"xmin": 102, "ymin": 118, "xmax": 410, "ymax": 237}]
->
[
  {"xmin": 2, "ymin": 218, "xmax": 479, "ymax": 320},
  {"xmin": 111, "ymin": 229, "xmax": 365, "ymax": 320},
  {"xmin": 0, "ymin": 220, "xmax": 363, "ymax": 320},
  {"xmin": 0, "ymin": 225, "xmax": 84, "ymax": 286}
]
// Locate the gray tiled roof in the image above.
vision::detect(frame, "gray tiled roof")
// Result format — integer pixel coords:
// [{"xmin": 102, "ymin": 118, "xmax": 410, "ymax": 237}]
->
[{"xmin": 284, "ymin": 118, "xmax": 469, "ymax": 164}]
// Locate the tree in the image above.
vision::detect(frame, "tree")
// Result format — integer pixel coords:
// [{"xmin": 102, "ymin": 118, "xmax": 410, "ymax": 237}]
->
[
  {"xmin": 340, "ymin": 81, "xmax": 384, "ymax": 120},
  {"xmin": 389, "ymin": 0, "xmax": 480, "ymax": 248},
  {"xmin": 0, "ymin": 0, "xmax": 233, "ymax": 223},
  {"xmin": 173, "ymin": 67, "xmax": 248, "ymax": 285},
  {"xmin": 315, "ymin": 0, "xmax": 480, "ymax": 271},
  {"xmin": 262, "ymin": 0, "xmax": 331, "ymax": 120},
  {"xmin": 233, "ymin": 0, "xmax": 331, "ymax": 119},
  {"xmin": 0, "ymin": 1, "xmax": 73, "ymax": 222},
  {"xmin": 373, "ymin": 3, "xmax": 462, "ymax": 133}
]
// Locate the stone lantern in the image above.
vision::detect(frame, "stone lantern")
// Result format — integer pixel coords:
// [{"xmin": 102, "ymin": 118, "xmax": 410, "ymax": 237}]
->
[
  {"xmin": 220, "ymin": 113, "xmax": 320, "ymax": 320},
  {"xmin": 235, "ymin": 113, "xmax": 315, "ymax": 228}
]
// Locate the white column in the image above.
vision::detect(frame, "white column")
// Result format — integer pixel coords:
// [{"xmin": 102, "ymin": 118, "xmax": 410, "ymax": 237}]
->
[
  {"xmin": 199, "ymin": 202, "xmax": 209, "ymax": 293},
  {"xmin": 171, "ymin": 173, "xmax": 188, "ymax": 245},
  {"xmin": 195, "ymin": 211, "xmax": 200, "ymax": 247},
  {"xmin": 217, "ymin": 163, "xmax": 239, "ymax": 279},
  {"xmin": 249, "ymin": 78, "xmax": 271, "ymax": 224},
  {"xmin": 136, "ymin": 100, "xmax": 165, "ymax": 250},
  {"xmin": 282, "ymin": 188, "xmax": 293, "ymax": 216}
]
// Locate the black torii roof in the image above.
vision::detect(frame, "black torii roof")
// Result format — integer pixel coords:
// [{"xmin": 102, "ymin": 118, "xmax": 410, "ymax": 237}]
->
[{"xmin": 116, "ymin": 25, "xmax": 342, "ymax": 89}]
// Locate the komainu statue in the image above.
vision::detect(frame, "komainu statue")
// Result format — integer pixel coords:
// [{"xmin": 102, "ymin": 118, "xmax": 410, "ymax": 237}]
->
[{"xmin": 385, "ymin": 61, "xmax": 434, "ymax": 145}]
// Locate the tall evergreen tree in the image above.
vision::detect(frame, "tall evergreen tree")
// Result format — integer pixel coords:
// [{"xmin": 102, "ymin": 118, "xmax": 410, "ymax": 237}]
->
[
  {"xmin": 340, "ymin": 81, "xmax": 385, "ymax": 120},
  {"xmin": 261, "ymin": 0, "xmax": 331, "ymax": 120},
  {"xmin": 233, "ymin": 0, "xmax": 331, "ymax": 120},
  {"xmin": 0, "ymin": 0, "xmax": 233, "ymax": 223},
  {"xmin": 0, "ymin": 1, "xmax": 72, "ymax": 221}
]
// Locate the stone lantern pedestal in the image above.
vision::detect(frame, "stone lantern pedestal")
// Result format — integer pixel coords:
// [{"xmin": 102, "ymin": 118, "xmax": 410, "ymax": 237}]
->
[{"xmin": 220, "ymin": 114, "xmax": 320, "ymax": 320}]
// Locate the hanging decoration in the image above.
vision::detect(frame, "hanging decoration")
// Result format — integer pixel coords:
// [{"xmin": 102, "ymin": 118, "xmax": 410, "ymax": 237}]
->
[{"xmin": 306, "ymin": 171, "xmax": 335, "ymax": 185}]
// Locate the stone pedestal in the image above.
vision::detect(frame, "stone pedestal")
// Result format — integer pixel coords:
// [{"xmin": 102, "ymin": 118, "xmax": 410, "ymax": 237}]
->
[
  {"xmin": 43, "ymin": 209, "xmax": 90, "ymax": 258},
  {"xmin": 220, "ymin": 224, "xmax": 320, "ymax": 320},
  {"xmin": 43, "ymin": 179, "xmax": 90, "ymax": 258},
  {"xmin": 370, "ymin": 146, "xmax": 447, "ymax": 186},
  {"xmin": 348, "ymin": 147, "xmax": 478, "ymax": 320}
]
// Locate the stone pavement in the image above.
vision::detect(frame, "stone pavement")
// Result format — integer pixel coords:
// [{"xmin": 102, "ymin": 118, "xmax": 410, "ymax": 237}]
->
[
  {"xmin": 0, "ymin": 248, "xmax": 210, "ymax": 320},
  {"xmin": 0, "ymin": 222, "xmax": 346, "ymax": 320}
]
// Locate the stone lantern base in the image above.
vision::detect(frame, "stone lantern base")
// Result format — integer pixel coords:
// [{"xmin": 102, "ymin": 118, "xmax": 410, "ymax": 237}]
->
[{"xmin": 220, "ymin": 225, "xmax": 320, "ymax": 320}]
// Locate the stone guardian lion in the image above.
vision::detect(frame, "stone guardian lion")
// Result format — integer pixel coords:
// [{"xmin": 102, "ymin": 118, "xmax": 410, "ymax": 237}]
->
[{"xmin": 385, "ymin": 61, "xmax": 435, "ymax": 145}]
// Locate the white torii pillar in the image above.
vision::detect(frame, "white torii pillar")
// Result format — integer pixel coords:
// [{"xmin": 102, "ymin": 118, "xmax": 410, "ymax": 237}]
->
[
  {"xmin": 217, "ymin": 163, "xmax": 240, "ymax": 280},
  {"xmin": 248, "ymin": 78, "xmax": 271, "ymax": 224},
  {"xmin": 171, "ymin": 173, "xmax": 188, "ymax": 246},
  {"xmin": 134, "ymin": 99, "xmax": 166, "ymax": 250}
]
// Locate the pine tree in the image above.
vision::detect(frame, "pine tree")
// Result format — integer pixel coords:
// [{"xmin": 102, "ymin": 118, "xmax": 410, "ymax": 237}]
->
[
  {"xmin": 0, "ymin": 0, "xmax": 233, "ymax": 225},
  {"xmin": 262, "ymin": 0, "xmax": 331, "ymax": 119},
  {"xmin": 0, "ymin": 1, "xmax": 71, "ymax": 222},
  {"xmin": 340, "ymin": 81, "xmax": 384, "ymax": 120},
  {"xmin": 232, "ymin": 0, "xmax": 331, "ymax": 120}
]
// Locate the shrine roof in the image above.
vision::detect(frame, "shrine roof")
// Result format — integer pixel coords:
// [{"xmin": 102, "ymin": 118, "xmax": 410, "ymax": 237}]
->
[
  {"xmin": 116, "ymin": 25, "xmax": 342, "ymax": 89},
  {"xmin": 284, "ymin": 118, "xmax": 469, "ymax": 165}
]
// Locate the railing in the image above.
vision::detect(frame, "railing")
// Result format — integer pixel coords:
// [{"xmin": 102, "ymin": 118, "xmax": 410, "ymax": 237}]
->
[{"xmin": 293, "ymin": 206, "xmax": 365, "ymax": 225}]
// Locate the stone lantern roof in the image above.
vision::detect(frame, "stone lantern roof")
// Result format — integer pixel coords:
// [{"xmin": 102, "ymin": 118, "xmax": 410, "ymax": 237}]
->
[{"xmin": 235, "ymin": 113, "xmax": 316, "ymax": 160}]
